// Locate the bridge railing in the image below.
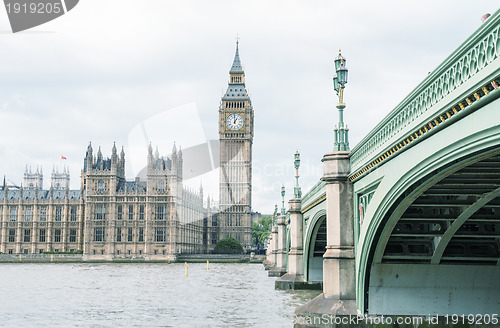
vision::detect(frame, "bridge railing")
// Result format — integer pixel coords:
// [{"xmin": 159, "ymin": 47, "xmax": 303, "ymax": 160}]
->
[
  {"xmin": 350, "ymin": 9, "xmax": 500, "ymax": 176},
  {"xmin": 300, "ymin": 180, "xmax": 325, "ymax": 214}
]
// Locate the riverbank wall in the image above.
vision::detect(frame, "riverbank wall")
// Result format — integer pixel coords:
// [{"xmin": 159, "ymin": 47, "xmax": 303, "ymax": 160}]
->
[{"xmin": 0, "ymin": 254, "xmax": 265, "ymax": 263}]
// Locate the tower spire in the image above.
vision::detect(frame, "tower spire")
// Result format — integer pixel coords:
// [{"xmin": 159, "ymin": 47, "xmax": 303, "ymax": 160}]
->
[{"xmin": 230, "ymin": 37, "xmax": 243, "ymax": 74}]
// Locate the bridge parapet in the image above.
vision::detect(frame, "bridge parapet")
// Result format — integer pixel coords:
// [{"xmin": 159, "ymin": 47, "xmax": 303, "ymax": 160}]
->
[
  {"xmin": 300, "ymin": 180, "xmax": 325, "ymax": 214},
  {"xmin": 350, "ymin": 9, "xmax": 500, "ymax": 178}
]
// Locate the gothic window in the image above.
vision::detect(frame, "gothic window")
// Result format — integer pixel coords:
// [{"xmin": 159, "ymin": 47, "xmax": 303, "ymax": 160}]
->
[
  {"xmin": 155, "ymin": 205, "xmax": 166, "ymax": 220},
  {"xmin": 116, "ymin": 227, "xmax": 121, "ymax": 242},
  {"xmin": 128, "ymin": 205, "xmax": 134, "ymax": 220},
  {"xmin": 8, "ymin": 229, "xmax": 15, "ymax": 242},
  {"xmin": 54, "ymin": 229, "xmax": 61, "ymax": 242},
  {"xmin": 24, "ymin": 207, "xmax": 32, "ymax": 222},
  {"xmin": 155, "ymin": 228, "xmax": 165, "ymax": 242},
  {"xmin": 139, "ymin": 205, "xmax": 145, "ymax": 220},
  {"xmin": 70, "ymin": 207, "xmax": 77, "ymax": 221},
  {"xmin": 117, "ymin": 205, "xmax": 122, "ymax": 220},
  {"xmin": 128, "ymin": 228, "xmax": 133, "ymax": 242},
  {"xmin": 40, "ymin": 207, "xmax": 47, "ymax": 221},
  {"xmin": 23, "ymin": 229, "xmax": 31, "ymax": 242},
  {"xmin": 94, "ymin": 227, "xmax": 105, "ymax": 242},
  {"xmin": 69, "ymin": 229, "xmax": 77, "ymax": 243},
  {"xmin": 9, "ymin": 207, "xmax": 16, "ymax": 222},
  {"xmin": 95, "ymin": 204, "xmax": 106, "ymax": 220},
  {"xmin": 39, "ymin": 229, "xmax": 46, "ymax": 242},
  {"xmin": 158, "ymin": 180, "xmax": 165, "ymax": 192},
  {"xmin": 138, "ymin": 227, "xmax": 144, "ymax": 242},
  {"xmin": 98, "ymin": 181, "xmax": 104, "ymax": 192},
  {"xmin": 55, "ymin": 207, "xmax": 62, "ymax": 221}
]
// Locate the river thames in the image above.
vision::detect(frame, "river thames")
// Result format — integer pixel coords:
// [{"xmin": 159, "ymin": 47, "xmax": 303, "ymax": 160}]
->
[{"xmin": 0, "ymin": 263, "xmax": 319, "ymax": 327}]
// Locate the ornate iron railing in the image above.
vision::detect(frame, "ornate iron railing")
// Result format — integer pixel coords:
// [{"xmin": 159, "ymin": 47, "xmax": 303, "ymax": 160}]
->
[{"xmin": 350, "ymin": 9, "xmax": 500, "ymax": 175}]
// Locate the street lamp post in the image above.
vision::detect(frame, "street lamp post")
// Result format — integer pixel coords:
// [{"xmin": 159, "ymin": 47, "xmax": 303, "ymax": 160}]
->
[
  {"xmin": 281, "ymin": 185, "xmax": 286, "ymax": 215},
  {"xmin": 332, "ymin": 50, "xmax": 349, "ymax": 151},
  {"xmin": 273, "ymin": 204, "xmax": 278, "ymax": 225},
  {"xmin": 294, "ymin": 150, "xmax": 301, "ymax": 198}
]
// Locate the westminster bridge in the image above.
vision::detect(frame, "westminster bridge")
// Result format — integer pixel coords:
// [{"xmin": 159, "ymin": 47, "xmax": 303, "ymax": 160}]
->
[{"xmin": 266, "ymin": 9, "xmax": 500, "ymax": 318}]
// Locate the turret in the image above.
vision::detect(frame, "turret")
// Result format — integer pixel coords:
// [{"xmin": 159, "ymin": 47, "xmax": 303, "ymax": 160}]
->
[
  {"xmin": 147, "ymin": 142, "xmax": 154, "ymax": 166},
  {"xmin": 51, "ymin": 166, "xmax": 70, "ymax": 190},
  {"xmin": 177, "ymin": 146, "xmax": 183, "ymax": 178},
  {"xmin": 111, "ymin": 142, "xmax": 118, "ymax": 164},
  {"xmin": 155, "ymin": 146, "xmax": 159, "ymax": 161},
  {"xmin": 85, "ymin": 142, "xmax": 93, "ymax": 172},
  {"xmin": 120, "ymin": 146, "xmax": 125, "ymax": 172},
  {"xmin": 24, "ymin": 165, "xmax": 43, "ymax": 189},
  {"xmin": 172, "ymin": 143, "xmax": 177, "ymax": 159}
]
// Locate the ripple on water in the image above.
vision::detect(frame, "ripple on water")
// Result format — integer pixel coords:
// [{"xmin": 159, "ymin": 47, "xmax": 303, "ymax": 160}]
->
[{"xmin": 0, "ymin": 263, "xmax": 319, "ymax": 327}]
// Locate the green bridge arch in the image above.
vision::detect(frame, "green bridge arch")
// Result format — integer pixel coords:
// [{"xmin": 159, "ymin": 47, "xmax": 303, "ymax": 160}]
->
[
  {"xmin": 303, "ymin": 209, "xmax": 326, "ymax": 282},
  {"xmin": 356, "ymin": 100, "xmax": 500, "ymax": 314}
]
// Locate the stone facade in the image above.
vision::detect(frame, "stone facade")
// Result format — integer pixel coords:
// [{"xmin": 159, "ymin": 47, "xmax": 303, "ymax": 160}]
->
[{"xmin": 0, "ymin": 143, "xmax": 211, "ymax": 260}]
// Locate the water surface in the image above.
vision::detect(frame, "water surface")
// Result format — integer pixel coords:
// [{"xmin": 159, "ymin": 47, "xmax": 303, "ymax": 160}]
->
[{"xmin": 0, "ymin": 263, "xmax": 319, "ymax": 327}]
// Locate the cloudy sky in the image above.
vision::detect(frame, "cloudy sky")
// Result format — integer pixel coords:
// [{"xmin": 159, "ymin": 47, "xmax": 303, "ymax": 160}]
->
[{"xmin": 0, "ymin": 1, "xmax": 498, "ymax": 213}]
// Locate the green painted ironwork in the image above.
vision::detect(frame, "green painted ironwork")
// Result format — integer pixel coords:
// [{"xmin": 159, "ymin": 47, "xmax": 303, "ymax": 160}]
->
[
  {"xmin": 333, "ymin": 50, "xmax": 350, "ymax": 151},
  {"xmin": 280, "ymin": 185, "xmax": 286, "ymax": 215},
  {"xmin": 350, "ymin": 9, "xmax": 500, "ymax": 172},
  {"xmin": 294, "ymin": 150, "xmax": 302, "ymax": 198}
]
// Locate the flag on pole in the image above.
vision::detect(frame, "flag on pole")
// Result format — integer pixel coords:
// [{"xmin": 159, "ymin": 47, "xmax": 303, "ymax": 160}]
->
[{"xmin": 61, "ymin": 156, "xmax": 67, "ymax": 160}]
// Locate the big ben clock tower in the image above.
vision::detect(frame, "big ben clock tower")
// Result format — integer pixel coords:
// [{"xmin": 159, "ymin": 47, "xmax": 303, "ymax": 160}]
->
[{"xmin": 218, "ymin": 39, "xmax": 254, "ymax": 248}]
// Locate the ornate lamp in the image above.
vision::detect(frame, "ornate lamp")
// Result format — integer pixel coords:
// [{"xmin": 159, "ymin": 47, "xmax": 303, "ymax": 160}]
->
[
  {"xmin": 337, "ymin": 60, "xmax": 348, "ymax": 86},
  {"xmin": 333, "ymin": 74, "xmax": 339, "ymax": 94},
  {"xmin": 281, "ymin": 185, "xmax": 286, "ymax": 215},
  {"xmin": 294, "ymin": 150, "xmax": 302, "ymax": 198},
  {"xmin": 334, "ymin": 51, "xmax": 346, "ymax": 71},
  {"xmin": 333, "ymin": 49, "xmax": 350, "ymax": 151}
]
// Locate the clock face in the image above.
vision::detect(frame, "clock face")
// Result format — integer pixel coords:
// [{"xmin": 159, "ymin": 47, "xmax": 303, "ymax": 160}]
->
[{"xmin": 226, "ymin": 113, "xmax": 243, "ymax": 131}]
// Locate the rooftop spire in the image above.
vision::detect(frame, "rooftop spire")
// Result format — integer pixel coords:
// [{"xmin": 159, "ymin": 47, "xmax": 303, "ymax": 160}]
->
[
  {"xmin": 230, "ymin": 36, "xmax": 243, "ymax": 74},
  {"xmin": 223, "ymin": 37, "xmax": 250, "ymax": 101}
]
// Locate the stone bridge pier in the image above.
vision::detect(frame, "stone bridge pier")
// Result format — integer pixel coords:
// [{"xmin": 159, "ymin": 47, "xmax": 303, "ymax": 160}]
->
[
  {"xmin": 275, "ymin": 198, "xmax": 306, "ymax": 289},
  {"xmin": 296, "ymin": 151, "xmax": 357, "ymax": 314}
]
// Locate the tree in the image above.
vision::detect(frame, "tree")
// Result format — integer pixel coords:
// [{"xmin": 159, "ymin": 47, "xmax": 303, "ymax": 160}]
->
[
  {"xmin": 214, "ymin": 237, "xmax": 243, "ymax": 254},
  {"xmin": 252, "ymin": 215, "xmax": 273, "ymax": 246}
]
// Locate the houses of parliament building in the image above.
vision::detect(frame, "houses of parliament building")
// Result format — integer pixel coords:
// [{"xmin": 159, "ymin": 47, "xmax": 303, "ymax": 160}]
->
[{"xmin": 0, "ymin": 41, "xmax": 254, "ymax": 260}]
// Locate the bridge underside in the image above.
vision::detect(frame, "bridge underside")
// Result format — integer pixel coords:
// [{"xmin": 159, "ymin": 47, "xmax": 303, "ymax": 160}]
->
[
  {"xmin": 307, "ymin": 215, "xmax": 326, "ymax": 282},
  {"xmin": 369, "ymin": 152, "xmax": 500, "ymax": 315}
]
